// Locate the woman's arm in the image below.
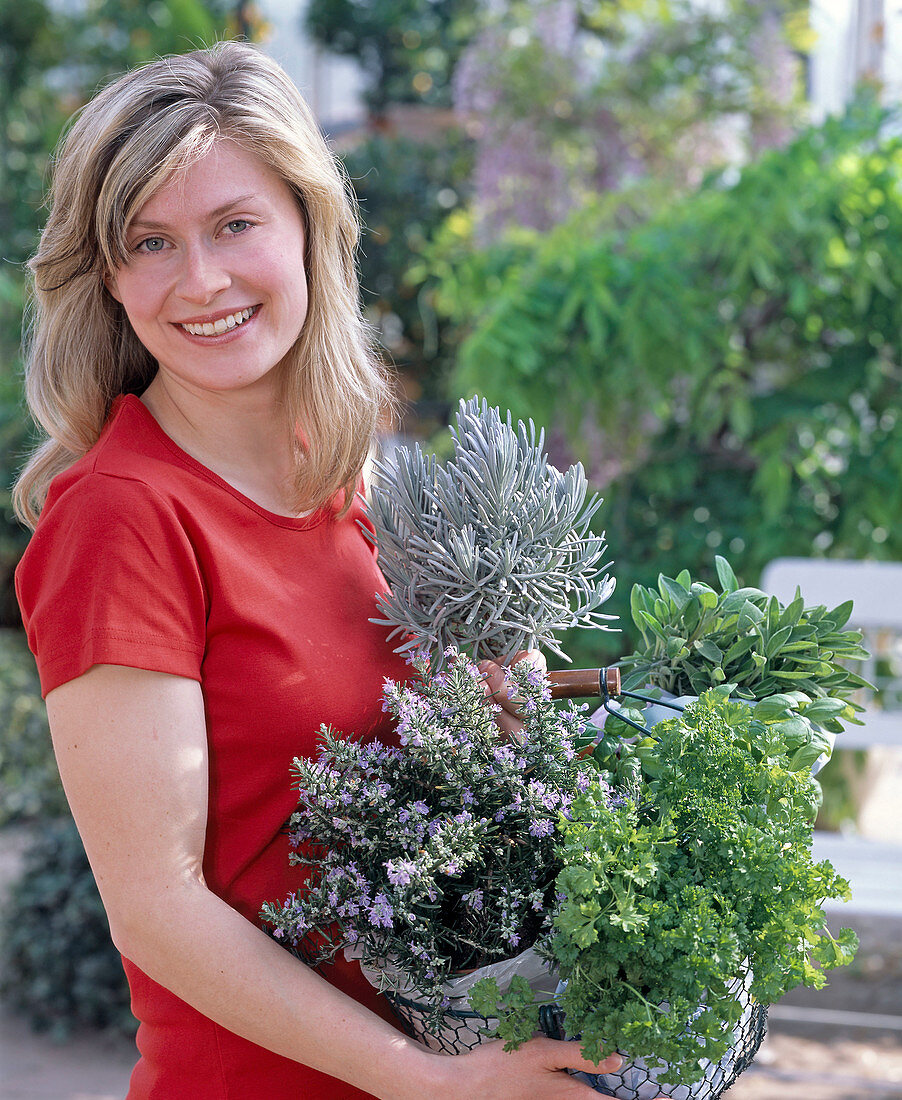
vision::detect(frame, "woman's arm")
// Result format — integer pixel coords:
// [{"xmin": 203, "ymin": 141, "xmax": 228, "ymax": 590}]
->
[{"xmin": 46, "ymin": 664, "xmax": 626, "ymax": 1100}]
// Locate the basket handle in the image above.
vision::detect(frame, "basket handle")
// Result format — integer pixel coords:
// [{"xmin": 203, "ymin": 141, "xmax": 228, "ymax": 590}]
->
[{"xmin": 548, "ymin": 667, "xmax": 621, "ymax": 700}]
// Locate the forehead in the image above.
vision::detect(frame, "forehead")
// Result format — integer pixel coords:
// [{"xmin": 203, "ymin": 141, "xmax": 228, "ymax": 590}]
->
[{"xmin": 130, "ymin": 141, "xmax": 293, "ymax": 225}]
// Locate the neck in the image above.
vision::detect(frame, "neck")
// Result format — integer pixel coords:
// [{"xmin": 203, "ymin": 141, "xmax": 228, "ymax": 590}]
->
[{"xmin": 139, "ymin": 374, "xmax": 307, "ymax": 517}]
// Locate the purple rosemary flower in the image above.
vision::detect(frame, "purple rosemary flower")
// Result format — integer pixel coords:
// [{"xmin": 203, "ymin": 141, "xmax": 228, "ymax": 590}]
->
[
  {"xmin": 386, "ymin": 859, "xmax": 417, "ymax": 886},
  {"xmin": 464, "ymin": 889, "xmax": 484, "ymax": 912},
  {"xmin": 368, "ymin": 893, "xmax": 394, "ymax": 929}
]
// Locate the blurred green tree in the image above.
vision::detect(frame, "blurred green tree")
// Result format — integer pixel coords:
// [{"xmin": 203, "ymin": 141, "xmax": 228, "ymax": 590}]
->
[
  {"xmin": 430, "ymin": 97, "xmax": 902, "ymax": 662},
  {"xmin": 305, "ymin": 0, "xmax": 479, "ymax": 113},
  {"xmin": 341, "ymin": 131, "xmax": 472, "ymax": 407}
]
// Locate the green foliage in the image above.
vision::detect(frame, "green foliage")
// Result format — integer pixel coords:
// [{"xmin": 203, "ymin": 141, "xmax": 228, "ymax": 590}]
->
[
  {"xmin": 451, "ymin": 0, "xmax": 807, "ymax": 245},
  {"xmin": 433, "ymin": 97, "xmax": 902, "ymax": 628},
  {"xmin": 470, "ymin": 0, "xmax": 804, "ymax": 186},
  {"xmin": 468, "ymin": 972, "xmax": 537, "ymax": 1049},
  {"xmin": 621, "ymin": 554, "xmax": 869, "ymax": 711},
  {"xmin": 0, "ymin": 0, "xmax": 230, "ymax": 265},
  {"xmin": 0, "ymin": 817, "xmax": 134, "ymax": 1039},
  {"xmin": 576, "ymin": 0, "xmax": 807, "ymax": 169},
  {"xmin": 0, "ymin": 0, "xmax": 70, "ymax": 263},
  {"xmin": 0, "ymin": 273, "xmax": 35, "ymax": 626},
  {"xmin": 476, "ymin": 692, "xmax": 858, "ymax": 1079},
  {"xmin": 74, "ymin": 0, "xmax": 230, "ymax": 70},
  {"xmin": 341, "ymin": 131, "xmax": 472, "ymax": 395},
  {"xmin": 0, "ymin": 629, "xmax": 64, "ymax": 825},
  {"xmin": 306, "ymin": 0, "xmax": 478, "ymax": 111}
]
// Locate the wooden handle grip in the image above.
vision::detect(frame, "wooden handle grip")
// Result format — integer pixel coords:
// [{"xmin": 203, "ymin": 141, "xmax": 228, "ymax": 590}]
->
[{"xmin": 548, "ymin": 667, "xmax": 621, "ymax": 700}]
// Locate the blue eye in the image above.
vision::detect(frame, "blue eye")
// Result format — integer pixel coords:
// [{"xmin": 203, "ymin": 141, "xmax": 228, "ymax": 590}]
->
[
  {"xmin": 226, "ymin": 219, "xmax": 250, "ymax": 234},
  {"xmin": 139, "ymin": 237, "xmax": 166, "ymax": 252}
]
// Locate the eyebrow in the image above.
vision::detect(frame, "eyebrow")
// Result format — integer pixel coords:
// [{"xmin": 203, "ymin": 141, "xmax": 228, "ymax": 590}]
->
[{"xmin": 129, "ymin": 195, "xmax": 257, "ymax": 231}]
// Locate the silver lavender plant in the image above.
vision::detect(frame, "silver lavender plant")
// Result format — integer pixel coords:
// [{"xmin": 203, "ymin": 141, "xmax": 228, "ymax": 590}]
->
[{"xmin": 364, "ymin": 397, "xmax": 616, "ymax": 662}]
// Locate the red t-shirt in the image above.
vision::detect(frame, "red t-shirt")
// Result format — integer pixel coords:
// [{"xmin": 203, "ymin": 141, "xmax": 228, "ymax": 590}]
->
[{"xmin": 15, "ymin": 394, "xmax": 413, "ymax": 1099}]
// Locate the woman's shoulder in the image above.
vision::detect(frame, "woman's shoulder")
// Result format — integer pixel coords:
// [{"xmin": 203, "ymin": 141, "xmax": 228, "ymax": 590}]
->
[{"xmin": 43, "ymin": 395, "xmax": 185, "ymax": 515}]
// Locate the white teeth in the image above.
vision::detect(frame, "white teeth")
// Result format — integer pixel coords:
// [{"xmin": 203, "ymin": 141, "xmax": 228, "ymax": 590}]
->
[{"xmin": 180, "ymin": 307, "xmax": 255, "ymax": 337}]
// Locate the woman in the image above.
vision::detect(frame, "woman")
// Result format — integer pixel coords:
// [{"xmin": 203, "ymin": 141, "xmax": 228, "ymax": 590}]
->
[{"xmin": 13, "ymin": 42, "xmax": 645, "ymax": 1099}]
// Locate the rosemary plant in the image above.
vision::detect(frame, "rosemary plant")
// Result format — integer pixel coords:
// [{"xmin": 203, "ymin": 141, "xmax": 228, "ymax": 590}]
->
[
  {"xmin": 260, "ymin": 649, "xmax": 592, "ymax": 1022},
  {"xmin": 364, "ymin": 397, "xmax": 616, "ymax": 663}
]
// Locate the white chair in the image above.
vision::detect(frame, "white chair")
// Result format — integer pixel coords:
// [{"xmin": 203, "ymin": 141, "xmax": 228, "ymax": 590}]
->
[
  {"xmin": 761, "ymin": 558, "xmax": 902, "ymax": 914},
  {"xmin": 761, "ymin": 558, "xmax": 902, "ymax": 749}
]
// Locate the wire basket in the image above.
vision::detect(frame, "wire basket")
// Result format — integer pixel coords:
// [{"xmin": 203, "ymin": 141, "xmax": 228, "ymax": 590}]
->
[
  {"xmin": 537, "ymin": 971, "xmax": 768, "ymax": 1100},
  {"xmin": 384, "ymin": 990, "xmax": 496, "ymax": 1055}
]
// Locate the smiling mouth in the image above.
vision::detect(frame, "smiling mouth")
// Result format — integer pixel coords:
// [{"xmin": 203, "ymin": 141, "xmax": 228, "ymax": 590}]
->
[{"xmin": 179, "ymin": 306, "xmax": 258, "ymax": 337}]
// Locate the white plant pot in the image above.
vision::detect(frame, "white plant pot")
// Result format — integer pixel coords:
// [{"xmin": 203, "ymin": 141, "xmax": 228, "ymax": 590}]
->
[
  {"xmin": 349, "ymin": 943, "xmax": 558, "ymax": 1055},
  {"xmin": 592, "ymin": 690, "xmax": 833, "ymax": 775}
]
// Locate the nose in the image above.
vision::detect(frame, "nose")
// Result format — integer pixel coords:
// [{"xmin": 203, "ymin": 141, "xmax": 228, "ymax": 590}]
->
[{"xmin": 176, "ymin": 242, "xmax": 231, "ymax": 304}]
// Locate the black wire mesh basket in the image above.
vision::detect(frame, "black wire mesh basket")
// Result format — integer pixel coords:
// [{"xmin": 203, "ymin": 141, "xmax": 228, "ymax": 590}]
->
[
  {"xmin": 537, "ymin": 970, "xmax": 768, "ymax": 1100},
  {"xmin": 378, "ymin": 675, "xmax": 770, "ymax": 1091},
  {"xmin": 384, "ymin": 989, "xmax": 496, "ymax": 1055},
  {"xmin": 385, "ymin": 967, "xmax": 766, "ymax": 1100}
]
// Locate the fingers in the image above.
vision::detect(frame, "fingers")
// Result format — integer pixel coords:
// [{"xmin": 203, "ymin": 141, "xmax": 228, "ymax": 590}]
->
[
  {"xmin": 528, "ymin": 1036, "xmax": 622, "ymax": 1077},
  {"xmin": 478, "ymin": 651, "xmax": 547, "ymax": 715},
  {"xmin": 478, "ymin": 650, "xmax": 549, "ymax": 738},
  {"xmin": 451, "ymin": 1036, "xmax": 660, "ymax": 1099},
  {"xmin": 478, "ymin": 659, "xmax": 520, "ymax": 736},
  {"xmin": 509, "ymin": 648, "xmax": 548, "ymax": 676}
]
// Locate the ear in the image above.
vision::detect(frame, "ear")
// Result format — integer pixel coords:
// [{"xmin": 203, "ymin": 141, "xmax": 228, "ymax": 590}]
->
[{"xmin": 103, "ymin": 269, "xmax": 123, "ymax": 304}]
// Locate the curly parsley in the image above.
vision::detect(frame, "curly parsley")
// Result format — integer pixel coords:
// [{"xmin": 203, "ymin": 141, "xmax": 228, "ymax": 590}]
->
[{"xmin": 474, "ymin": 690, "xmax": 857, "ymax": 1082}]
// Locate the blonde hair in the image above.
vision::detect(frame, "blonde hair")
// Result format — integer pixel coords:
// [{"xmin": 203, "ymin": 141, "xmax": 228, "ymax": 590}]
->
[{"xmin": 14, "ymin": 41, "xmax": 392, "ymax": 528}]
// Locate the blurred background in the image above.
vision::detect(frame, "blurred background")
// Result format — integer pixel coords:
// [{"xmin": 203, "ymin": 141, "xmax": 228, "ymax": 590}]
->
[{"xmin": 1, "ymin": 1, "xmax": 901, "ymax": 1097}]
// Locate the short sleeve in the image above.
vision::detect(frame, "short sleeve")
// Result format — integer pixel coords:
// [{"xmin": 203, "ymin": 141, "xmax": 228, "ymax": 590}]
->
[{"xmin": 15, "ymin": 472, "xmax": 208, "ymax": 697}]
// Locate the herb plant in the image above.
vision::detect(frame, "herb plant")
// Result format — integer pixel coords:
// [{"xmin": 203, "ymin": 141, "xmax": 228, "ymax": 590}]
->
[
  {"xmin": 471, "ymin": 691, "xmax": 858, "ymax": 1081},
  {"xmin": 617, "ymin": 556, "xmax": 869, "ymax": 742},
  {"xmin": 364, "ymin": 396, "xmax": 616, "ymax": 663},
  {"xmin": 261, "ymin": 649, "xmax": 591, "ymax": 1021}
]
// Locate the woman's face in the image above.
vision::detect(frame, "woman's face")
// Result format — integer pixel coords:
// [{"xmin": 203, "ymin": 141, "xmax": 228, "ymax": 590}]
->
[{"xmin": 107, "ymin": 140, "xmax": 308, "ymax": 401}]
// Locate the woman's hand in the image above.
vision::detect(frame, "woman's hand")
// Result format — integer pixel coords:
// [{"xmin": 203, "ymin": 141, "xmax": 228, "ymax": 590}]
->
[
  {"xmin": 478, "ymin": 649, "xmax": 546, "ymax": 737},
  {"xmin": 427, "ymin": 1036, "xmax": 672, "ymax": 1099},
  {"xmin": 430, "ymin": 1036, "xmax": 621, "ymax": 1098}
]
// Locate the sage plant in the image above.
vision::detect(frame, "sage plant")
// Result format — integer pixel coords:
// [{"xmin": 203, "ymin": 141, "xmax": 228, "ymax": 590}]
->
[{"xmin": 365, "ymin": 397, "xmax": 616, "ymax": 663}]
